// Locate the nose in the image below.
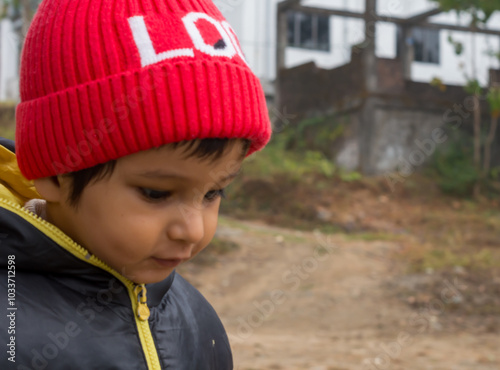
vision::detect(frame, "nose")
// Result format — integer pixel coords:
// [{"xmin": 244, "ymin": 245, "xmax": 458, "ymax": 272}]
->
[{"xmin": 167, "ymin": 205, "xmax": 205, "ymax": 245}]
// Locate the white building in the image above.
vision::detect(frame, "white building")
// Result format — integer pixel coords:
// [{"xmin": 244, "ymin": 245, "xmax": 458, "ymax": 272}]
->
[
  {"xmin": 0, "ymin": 19, "xmax": 20, "ymax": 101},
  {"xmin": 219, "ymin": 0, "xmax": 500, "ymax": 95},
  {"xmin": 1, "ymin": 0, "xmax": 499, "ymax": 102}
]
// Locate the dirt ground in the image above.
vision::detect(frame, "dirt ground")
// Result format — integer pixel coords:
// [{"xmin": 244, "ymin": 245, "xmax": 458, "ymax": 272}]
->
[{"xmin": 178, "ymin": 215, "xmax": 500, "ymax": 370}]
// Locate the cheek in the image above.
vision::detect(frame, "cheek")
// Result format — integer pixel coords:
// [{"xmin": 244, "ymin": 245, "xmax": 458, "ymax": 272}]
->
[
  {"xmin": 205, "ymin": 200, "xmax": 221, "ymax": 234},
  {"xmin": 110, "ymin": 210, "xmax": 168, "ymax": 250},
  {"xmin": 79, "ymin": 193, "xmax": 164, "ymax": 257},
  {"xmin": 194, "ymin": 205, "xmax": 220, "ymax": 255}
]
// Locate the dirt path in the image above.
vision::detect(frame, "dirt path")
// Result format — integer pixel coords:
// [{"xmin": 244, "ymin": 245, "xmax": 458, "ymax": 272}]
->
[{"xmin": 178, "ymin": 217, "xmax": 499, "ymax": 370}]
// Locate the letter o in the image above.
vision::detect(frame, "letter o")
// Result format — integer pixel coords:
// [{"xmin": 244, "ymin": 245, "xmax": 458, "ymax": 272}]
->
[
  {"xmin": 42, "ymin": 343, "xmax": 59, "ymax": 360},
  {"xmin": 302, "ymin": 257, "xmax": 319, "ymax": 273},
  {"xmin": 429, "ymin": 299, "xmax": 445, "ymax": 316},
  {"xmin": 248, "ymin": 311, "xmax": 264, "ymax": 328},
  {"xmin": 182, "ymin": 13, "xmax": 236, "ymax": 58},
  {"xmin": 374, "ymin": 353, "xmax": 391, "ymax": 369},
  {"xmin": 77, "ymin": 140, "xmax": 92, "ymax": 157},
  {"xmin": 221, "ymin": 21, "xmax": 248, "ymax": 65},
  {"xmin": 108, "ymin": 279, "xmax": 124, "ymax": 294},
  {"xmin": 97, "ymin": 290, "xmax": 113, "ymax": 305}
]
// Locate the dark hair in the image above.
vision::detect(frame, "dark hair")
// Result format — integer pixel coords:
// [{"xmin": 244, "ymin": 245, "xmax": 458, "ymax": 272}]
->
[{"xmin": 61, "ymin": 138, "xmax": 251, "ymax": 207}]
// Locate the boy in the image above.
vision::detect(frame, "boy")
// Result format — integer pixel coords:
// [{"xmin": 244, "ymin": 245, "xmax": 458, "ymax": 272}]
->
[{"xmin": 0, "ymin": 0, "xmax": 271, "ymax": 368}]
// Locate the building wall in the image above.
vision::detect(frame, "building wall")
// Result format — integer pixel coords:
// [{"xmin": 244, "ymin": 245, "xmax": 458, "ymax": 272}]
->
[
  {"xmin": 370, "ymin": 107, "xmax": 448, "ymax": 174},
  {"xmin": 335, "ymin": 105, "xmax": 454, "ymax": 174},
  {"xmin": 1, "ymin": 1, "xmax": 498, "ymax": 102},
  {"xmin": 0, "ymin": 19, "xmax": 19, "ymax": 101},
  {"xmin": 217, "ymin": 0, "xmax": 500, "ymax": 87},
  {"xmin": 279, "ymin": 47, "xmax": 499, "ymax": 174}
]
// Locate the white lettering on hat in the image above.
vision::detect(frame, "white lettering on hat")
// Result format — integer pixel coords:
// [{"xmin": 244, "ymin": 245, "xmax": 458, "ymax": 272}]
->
[
  {"xmin": 182, "ymin": 12, "xmax": 236, "ymax": 58},
  {"xmin": 128, "ymin": 16, "xmax": 195, "ymax": 67},
  {"xmin": 221, "ymin": 20, "xmax": 248, "ymax": 65},
  {"xmin": 128, "ymin": 13, "xmax": 244, "ymax": 68}
]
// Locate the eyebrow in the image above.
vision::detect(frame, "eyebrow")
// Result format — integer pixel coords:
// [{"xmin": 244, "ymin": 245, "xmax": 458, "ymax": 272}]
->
[{"xmin": 135, "ymin": 169, "xmax": 242, "ymax": 183}]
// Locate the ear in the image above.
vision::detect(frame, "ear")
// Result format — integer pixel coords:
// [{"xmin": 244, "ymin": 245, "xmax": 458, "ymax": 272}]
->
[{"xmin": 33, "ymin": 176, "xmax": 65, "ymax": 203}]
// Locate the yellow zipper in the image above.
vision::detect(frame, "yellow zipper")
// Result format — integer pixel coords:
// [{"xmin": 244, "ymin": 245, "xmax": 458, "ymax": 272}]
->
[
  {"xmin": 0, "ymin": 198, "xmax": 161, "ymax": 370},
  {"xmin": 135, "ymin": 284, "xmax": 151, "ymax": 321}
]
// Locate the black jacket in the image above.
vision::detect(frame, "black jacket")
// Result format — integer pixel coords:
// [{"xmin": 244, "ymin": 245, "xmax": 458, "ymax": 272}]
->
[{"xmin": 0, "ymin": 138, "xmax": 233, "ymax": 369}]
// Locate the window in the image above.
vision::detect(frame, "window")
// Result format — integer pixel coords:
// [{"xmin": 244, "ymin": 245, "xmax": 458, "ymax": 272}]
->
[
  {"xmin": 397, "ymin": 26, "xmax": 440, "ymax": 64},
  {"xmin": 287, "ymin": 11, "xmax": 330, "ymax": 52},
  {"xmin": 412, "ymin": 27, "xmax": 440, "ymax": 64}
]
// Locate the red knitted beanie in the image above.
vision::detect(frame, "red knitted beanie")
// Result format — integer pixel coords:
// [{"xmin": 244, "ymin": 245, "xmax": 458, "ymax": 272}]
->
[{"xmin": 16, "ymin": 0, "xmax": 271, "ymax": 180}]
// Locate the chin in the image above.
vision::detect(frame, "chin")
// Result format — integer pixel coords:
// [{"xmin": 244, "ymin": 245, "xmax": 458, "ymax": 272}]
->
[{"xmin": 128, "ymin": 270, "xmax": 174, "ymax": 285}]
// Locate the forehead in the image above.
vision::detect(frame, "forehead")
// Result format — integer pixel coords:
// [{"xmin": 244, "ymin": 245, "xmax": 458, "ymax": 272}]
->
[{"xmin": 115, "ymin": 140, "xmax": 245, "ymax": 183}]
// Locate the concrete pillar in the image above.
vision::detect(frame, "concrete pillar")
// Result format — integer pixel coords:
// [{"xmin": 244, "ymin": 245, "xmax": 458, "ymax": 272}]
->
[
  {"xmin": 401, "ymin": 25, "xmax": 414, "ymax": 80},
  {"xmin": 275, "ymin": 5, "xmax": 288, "ymax": 111},
  {"xmin": 363, "ymin": 0, "xmax": 377, "ymax": 92},
  {"xmin": 359, "ymin": 0, "xmax": 379, "ymax": 175}
]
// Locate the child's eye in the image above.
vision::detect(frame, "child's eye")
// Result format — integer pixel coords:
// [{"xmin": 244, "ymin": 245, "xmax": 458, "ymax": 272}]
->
[
  {"xmin": 204, "ymin": 189, "xmax": 227, "ymax": 202},
  {"xmin": 139, "ymin": 188, "xmax": 172, "ymax": 202}
]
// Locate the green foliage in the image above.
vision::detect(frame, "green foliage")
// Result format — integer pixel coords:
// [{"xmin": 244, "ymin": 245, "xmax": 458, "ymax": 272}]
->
[
  {"xmin": 417, "ymin": 248, "xmax": 499, "ymax": 272},
  {"xmin": 1, "ymin": 0, "xmax": 21, "ymax": 20},
  {"xmin": 0, "ymin": 103, "xmax": 16, "ymax": 140},
  {"xmin": 0, "ymin": 126, "xmax": 15, "ymax": 140},
  {"xmin": 339, "ymin": 170, "xmax": 362, "ymax": 182},
  {"xmin": 1, "ymin": 0, "xmax": 40, "ymax": 22},
  {"xmin": 243, "ymin": 133, "xmax": 336, "ymax": 180},
  {"xmin": 241, "ymin": 115, "xmax": 361, "ymax": 183},
  {"xmin": 302, "ymin": 151, "xmax": 336, "ymax": 178},
  {"xmin": 487, "ymin": 87, "xmax": 500, "ymax": 117},
  {"xmin": 447, "ymin": 35, "xmax": 464, "ymax": 56},
  {"xmin": 430, "ymin": 77, "xmax": 447, "ymax": 92},
  {"xmin": 431, "ymin": 129, "xmax": 479, "ymax": 196},
  {"xmin": 285, "ymin": 115, "xmax": 345, "ymax": 158},
  {"xmin": 487, "ymin": 49, "xmax": 500, "ymax": 60},
  {"xmin": 491, "ymin": 167, "xmax": 500, "ymax": 180},
  {"xmin": 431, "ymin": 0, "xmax": 500, "ymax": 25},
  {"xmin": 464, "ymin": 79, "xmax": 482, "ymax": 96}
]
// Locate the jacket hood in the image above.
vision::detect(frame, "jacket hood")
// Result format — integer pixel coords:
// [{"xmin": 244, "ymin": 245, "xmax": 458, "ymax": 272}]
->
[{"xmin": 0, "ymin": 138, "xmax": 174, "ymax": 306}]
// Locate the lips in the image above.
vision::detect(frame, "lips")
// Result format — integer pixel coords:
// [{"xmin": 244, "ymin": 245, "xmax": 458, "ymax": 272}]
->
[{"xmin": 152, "ymin": 257, "xmax": 184, "ymax": 268}]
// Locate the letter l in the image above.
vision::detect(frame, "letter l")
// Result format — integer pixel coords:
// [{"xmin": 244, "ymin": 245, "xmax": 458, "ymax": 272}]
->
[{"xmin": 128, "ymin": 16, "xmax": 195, "ymax": 67}]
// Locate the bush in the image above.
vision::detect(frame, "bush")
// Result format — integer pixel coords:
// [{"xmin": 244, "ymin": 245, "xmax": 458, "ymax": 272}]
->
[
  {"xmin": 242, "ymin": 130, "xmax": 337, "ymax": 180},
  {"xmin": 284, "ymin": 115, "xmax": 345, "ymax": 158},
  {"xmin": 431, "ymin": 128, "xmax": 479, "ymax": 197}
]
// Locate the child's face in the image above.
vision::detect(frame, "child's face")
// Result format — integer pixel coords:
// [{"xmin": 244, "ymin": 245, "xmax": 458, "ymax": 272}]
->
[{"xmin": 45, "ymin": 141, "xmax": 245, "ymax": 284}]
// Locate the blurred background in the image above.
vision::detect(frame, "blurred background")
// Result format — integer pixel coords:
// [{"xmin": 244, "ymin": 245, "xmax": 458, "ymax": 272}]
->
[{"xmin": 1, "ymin": 0, "xmax": 499, "ymax": 369}]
